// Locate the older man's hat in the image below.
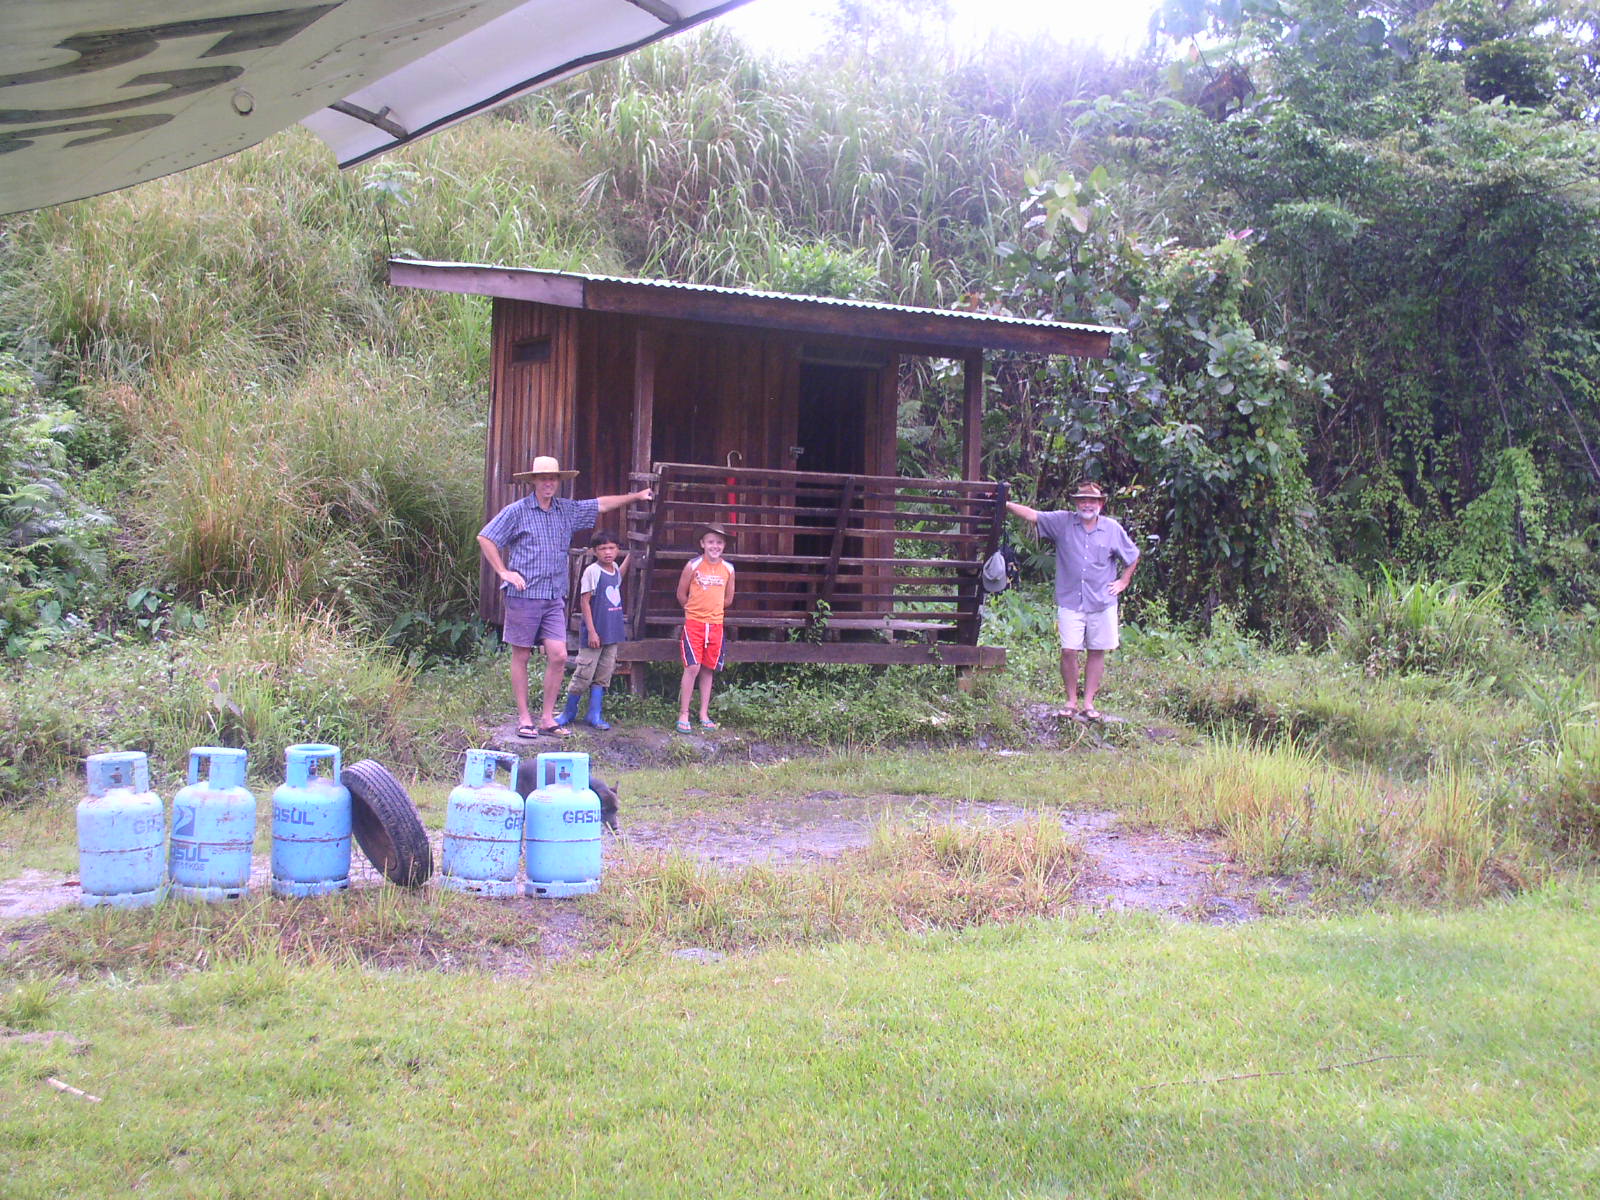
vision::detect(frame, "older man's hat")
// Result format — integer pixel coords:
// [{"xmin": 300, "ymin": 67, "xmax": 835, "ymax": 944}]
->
[
  {"xmin": 513, "ymin": 454, "xmax": 580, "ymax": 482},
  {"xmin": 1070, "ymin": 481, "xmax": 1108, "ymax": 502}
]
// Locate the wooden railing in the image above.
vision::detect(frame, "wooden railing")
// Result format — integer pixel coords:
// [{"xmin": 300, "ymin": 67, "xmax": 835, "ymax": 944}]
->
[{"xmin": 624, "ymin": 463, "xmax": 1008, "ymax": 647}]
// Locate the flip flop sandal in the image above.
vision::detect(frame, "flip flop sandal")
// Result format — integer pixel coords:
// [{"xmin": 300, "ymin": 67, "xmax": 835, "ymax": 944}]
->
[
  {"xmin": 674, "ymin": 719, "xmax": 693, "ymax": 733},
  {"xmin": 516, "ymin": 724, "xmax": 539, "ymax": 739},
  {"xmin": 699, "ymin": 719, "xmax": 720, "ymax": 730},
  {"xmin": 1081, "ymin": 707, "xmax": 1104, "ymax": 722},
  {"xmin": 1055, "ymin": 707, "xmax": 1079, "ymax": 721},
  {"xmin": 538, "ymin": 724, "xmax": 571, "ymax": 738}
]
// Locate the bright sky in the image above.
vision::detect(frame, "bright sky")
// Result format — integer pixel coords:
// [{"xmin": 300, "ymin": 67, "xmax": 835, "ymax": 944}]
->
[{"xmin": 713, "ymin": 0, "xmax": 1162, "ymax": 58}]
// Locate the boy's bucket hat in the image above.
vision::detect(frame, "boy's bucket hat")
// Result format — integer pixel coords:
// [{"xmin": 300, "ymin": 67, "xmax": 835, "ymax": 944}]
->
[
  {"xmin": 513, "ymin": 455, "xmax": 579, "ymax": 482},
  {"xmin": 698, "ymin": 522, "xmax": 734, "ymax": 540},
  {"xmin": 981, "ymin": 551, "xmax": 1011, "ymax": 593}
]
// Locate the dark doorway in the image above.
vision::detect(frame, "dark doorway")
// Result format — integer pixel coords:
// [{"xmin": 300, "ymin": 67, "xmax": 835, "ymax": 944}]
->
[
  {"xmin": 794, "ymin": 363, "xmax": 874, "ymax": 565},
  {"xmin": 795, "ymin": 363, "xmax": 870, "ymax": 475}
]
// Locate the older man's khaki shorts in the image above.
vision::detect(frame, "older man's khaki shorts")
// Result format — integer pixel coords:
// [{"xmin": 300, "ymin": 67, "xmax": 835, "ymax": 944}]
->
[{"xmin": 1057, "ymin": 604, "xmax": 1119, "ymax": 651}]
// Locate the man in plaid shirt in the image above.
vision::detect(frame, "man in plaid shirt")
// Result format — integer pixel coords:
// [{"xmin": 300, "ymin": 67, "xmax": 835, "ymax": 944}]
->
[{"xmin": 478, "ymin": 455, "xmax": 652, "ymax": 738}]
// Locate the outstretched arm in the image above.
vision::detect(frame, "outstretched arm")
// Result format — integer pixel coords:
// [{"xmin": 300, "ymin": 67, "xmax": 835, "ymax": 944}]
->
[
  {"xmin": 595, "ymin": 486, "xmax": 654, "ymax": 515},
  {"xmin": 1006, "ymin": 500, "xmax": 1040, "ymax": 524}
]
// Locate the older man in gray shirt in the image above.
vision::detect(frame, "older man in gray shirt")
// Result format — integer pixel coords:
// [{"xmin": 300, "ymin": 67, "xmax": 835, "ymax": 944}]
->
[{"xmin": 1006, "ymin": 482, "xmax": 1140, "ymax": 721}]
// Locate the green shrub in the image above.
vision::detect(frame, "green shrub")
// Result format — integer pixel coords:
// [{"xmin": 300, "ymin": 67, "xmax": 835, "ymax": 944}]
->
[
  {"xmin": 1444, "ymin": 447, "xmax": 1598, "ymax": 613},
  {"xmin": 1339, "ymin": 566, "xmax": 1524, "ymax": 690},
  {"xmin": 0, "ymin": 356, "xmax": 111, "ymax": 656},
  {"xmin": 716, "ymin": 664, "xmax": 1003, "ymax": 748}
]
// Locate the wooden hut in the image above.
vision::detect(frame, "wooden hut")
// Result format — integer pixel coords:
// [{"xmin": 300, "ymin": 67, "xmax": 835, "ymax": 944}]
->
[{"xmin": 389, "ymin": 260, "xmax": 1117, "ymax": 678}]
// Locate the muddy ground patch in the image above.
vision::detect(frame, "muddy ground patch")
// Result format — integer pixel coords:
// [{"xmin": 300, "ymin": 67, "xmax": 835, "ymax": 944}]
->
[{"xmin": 3, "ymin": 793, "xmax": 1283, "ymax": 982}]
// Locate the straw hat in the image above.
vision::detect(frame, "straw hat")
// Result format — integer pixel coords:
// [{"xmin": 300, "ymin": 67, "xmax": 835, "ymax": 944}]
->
[
  {"xmin": 513, "ymin": 455, "xmax": 579, "ymax": 482},
  {"xmin": 1070, "ymin": 481, "xmax": 1107, "ymax": 502}
]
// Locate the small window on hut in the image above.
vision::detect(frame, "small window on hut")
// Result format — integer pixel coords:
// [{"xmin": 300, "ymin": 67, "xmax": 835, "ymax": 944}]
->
[{"xmin": 511, "ymin": 337, "xmax": 552, "ymax": 365}]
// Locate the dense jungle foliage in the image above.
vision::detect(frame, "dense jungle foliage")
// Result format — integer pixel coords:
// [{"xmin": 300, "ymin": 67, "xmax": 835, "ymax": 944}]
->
[
  {"xmin": 3, "ymin": 0, "xmax": 1597, "ymax": 644},
  {"xmin": 0, "ymin": 0, "xmax": 1595, "ymax": 815}
]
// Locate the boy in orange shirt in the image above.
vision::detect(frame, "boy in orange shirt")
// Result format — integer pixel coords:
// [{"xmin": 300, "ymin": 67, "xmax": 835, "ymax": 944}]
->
[{"xmin": 675, "ymin": 522, "xmax": 735, "ymax": 732}]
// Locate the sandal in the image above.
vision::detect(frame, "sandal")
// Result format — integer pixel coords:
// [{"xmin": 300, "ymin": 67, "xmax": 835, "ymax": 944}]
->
[
  {"xmin": 674, "ymin": 719, "xmax": 693, "ymax": 733},
  {"xmin": 516, "ymin": 723, "xmax": 540, "ymax": 739},
  {"xmin": 699, "ymin": 718, "xmax": 720, "ymax": 730},
  {"xmin": 538, "ymin": 724, "xmax": 571, "ymax": 738},
  {"xmin": 1055, "ymin": 707, "xmax": 1079, "ymax": 721},
  {"xmin": 1080, "ymin": 707, "xmax": 1103, "ymax": 722}
]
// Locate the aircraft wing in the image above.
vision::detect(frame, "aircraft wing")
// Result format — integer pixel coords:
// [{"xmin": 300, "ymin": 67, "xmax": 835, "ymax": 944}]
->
[{"xmin": 1, "ymin": 0, "xmax": 749, "ymax": 215}]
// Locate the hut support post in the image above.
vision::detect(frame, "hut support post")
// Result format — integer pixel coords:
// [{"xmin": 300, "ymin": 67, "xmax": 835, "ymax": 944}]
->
[
  {"xmin": 631, "ymin": 330, "xmax": 655, "ymax": 477},
  {"xmin": 961, "ymin": 351, "xmax": 984, "ymax": 483}
]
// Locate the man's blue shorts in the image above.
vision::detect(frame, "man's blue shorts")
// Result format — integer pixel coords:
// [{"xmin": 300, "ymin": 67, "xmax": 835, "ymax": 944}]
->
[{"xmin": 502, "ymin": 596, "xmax": 568, "ymax": 648}]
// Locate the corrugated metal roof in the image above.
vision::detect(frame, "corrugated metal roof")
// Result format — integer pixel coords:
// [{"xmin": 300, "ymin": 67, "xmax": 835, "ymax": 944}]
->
[
  {"xmin": 571, "ymin": 267, "xmax": 1117, "ymax": 336},
  {"xmin": 389, "ymin": 259, "xmax": 1123, "ymax": 355}
]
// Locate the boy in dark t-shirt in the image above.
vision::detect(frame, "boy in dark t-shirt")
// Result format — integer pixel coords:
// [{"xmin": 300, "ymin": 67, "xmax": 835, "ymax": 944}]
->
[{"xmin": 554, "ymin": 531, "xmax": 630, "ymax": 730}]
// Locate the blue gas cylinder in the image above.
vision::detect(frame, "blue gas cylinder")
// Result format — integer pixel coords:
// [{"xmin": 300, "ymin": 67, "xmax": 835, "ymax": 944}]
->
[
  {"xmin": 169, "ymin": 747, "xmax": 256, "ymax": 902},
  {"xmin": 441, "ymin": 750, "xmax": 524, "ymax": 897},
  {"xmin": 270, "ymin": 743, "xmax": 351, "ymax": 898},
  {"xmin": 78, "ymin": 751, "xmax": 166, "ymax": 909},
  {"xmin": 524, "ymin": 752, "xmax": 602, "ymax": 898}
]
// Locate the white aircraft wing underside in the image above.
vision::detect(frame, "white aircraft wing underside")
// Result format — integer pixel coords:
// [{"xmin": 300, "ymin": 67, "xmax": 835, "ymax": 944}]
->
[{"xmin": 1, "ymin": 0, "xmax": 747, "ymax": 215}]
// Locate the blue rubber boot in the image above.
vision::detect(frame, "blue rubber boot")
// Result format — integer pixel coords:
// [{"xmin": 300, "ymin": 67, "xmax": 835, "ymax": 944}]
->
[
  {"xmin": 552, "ymin": 690, "xmax": 581, "ymax": 728},
  {"xmin": 586, "ymin": 685, "xmax": 611, "ymax": 731}
]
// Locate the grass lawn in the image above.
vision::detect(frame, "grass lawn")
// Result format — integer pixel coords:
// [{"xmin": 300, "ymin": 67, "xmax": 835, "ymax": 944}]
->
[{"xmin": 5, "ymin": 879, "xmax": 1597, "ymax": 1198}]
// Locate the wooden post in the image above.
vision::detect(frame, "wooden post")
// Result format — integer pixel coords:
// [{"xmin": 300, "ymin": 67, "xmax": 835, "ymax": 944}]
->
[
  {"xmin": 627, "ymin": 469, "xmax": 661, "ymax": 637},
  {"xmin": 632, "ymin": 329, "xmax": 655, "ymax": 478},
  {"xmin": 961, "ymin": 350, "xmax": 984, "ymax": 483}
]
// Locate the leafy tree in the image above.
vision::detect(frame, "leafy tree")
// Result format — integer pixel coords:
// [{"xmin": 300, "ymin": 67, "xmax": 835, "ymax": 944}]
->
[
  {"xmin": 990, "ymin": 171, "xmax": 1338, "ymax": 632},
  {"xmin": 1135, "ymin": 0, "xmax": 1600, "ymax": 607}
]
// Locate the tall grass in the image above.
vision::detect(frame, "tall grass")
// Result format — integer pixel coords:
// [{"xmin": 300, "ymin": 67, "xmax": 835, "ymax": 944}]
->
[
  {"xmin": 1524, "ymin": 666, "xmax": 1600, "ymax": 846},
  {"xmin": 0, "ymin": 120, "xmax": 632, "ymax": 632},
  {"xmin": 1531, "ymin": 717, "xmax": 1600, "ymax": 846},
  {"xmin": 523, "ymin": 27, "xmax": 1110, "ymax": 303},
  {"xmin": 596, "ymin": 814, "xmax": 1083, "ymax": 955},
  {"xmin": 1124, "ymin": 734, "xmax": 1523, "ymax": 898},
  {"xmin": 118, "ymin": 352, "xmax": 483, "ymax": 624},
  {"xmin": 0, "ymin": 600, "xmax": 496, "ymax": 805}
]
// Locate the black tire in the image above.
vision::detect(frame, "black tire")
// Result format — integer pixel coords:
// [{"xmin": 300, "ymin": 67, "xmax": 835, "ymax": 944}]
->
[
  {"xmin": 341, "ymin": 759, "xmax": 433, "ymax": 887},
  {"xmin": 512, "ymin": 755, "xmax": 541, "ymax": 801},
  {"xmin": 515, "ymin": 756, "xmax": 619, "ymax": 831}
]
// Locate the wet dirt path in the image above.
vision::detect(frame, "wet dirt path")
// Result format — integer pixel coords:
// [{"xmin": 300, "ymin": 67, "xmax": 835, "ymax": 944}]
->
[
  {"xmin": 621, "ymin": 794, "xmax": 1260, "ymax": 923},
  {"xmin": 1, "ymin": 796, "xmax": 1262, "ymax": 926}
]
